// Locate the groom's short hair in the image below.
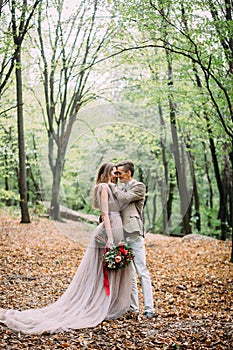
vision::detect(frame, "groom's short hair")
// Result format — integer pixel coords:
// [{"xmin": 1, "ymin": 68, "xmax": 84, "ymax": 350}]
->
[{"xmin": 117, "ymin": 160, "xmax": 134, "ymax": 177}]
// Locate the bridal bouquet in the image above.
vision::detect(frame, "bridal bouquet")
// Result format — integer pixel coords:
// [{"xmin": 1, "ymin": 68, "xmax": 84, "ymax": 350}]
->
[{"xmin": 102, "ymin": 242, "xmax": 134, "ymax": 271}]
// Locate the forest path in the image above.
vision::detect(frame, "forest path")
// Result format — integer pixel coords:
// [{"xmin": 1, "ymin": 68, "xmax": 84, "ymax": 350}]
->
[
  {"xmin": 42, "ymin": 202, "xmax": 178, "ymax": 245},
  {"xmin": 53, "ymin": 218, "xmax": 174, "ymax": 246}
]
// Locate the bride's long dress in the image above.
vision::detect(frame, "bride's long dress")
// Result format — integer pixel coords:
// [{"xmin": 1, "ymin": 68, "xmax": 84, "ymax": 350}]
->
[{"xmin": 0, "ymin": 184, "xmax": 133, "ymax": 334}]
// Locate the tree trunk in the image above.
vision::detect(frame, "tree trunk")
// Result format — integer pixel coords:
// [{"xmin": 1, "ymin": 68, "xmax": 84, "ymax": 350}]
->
[
  {"xmin": 191, "ymin": 62, "xmax": 228, "ymax": 236},
  {"xmin": 15, "ymin": 48, "xmax": 30, "ymax": 223},
  {"xmin": 229, "ymin": 148, "xmax": 233, "ymax": 263},
  {"xmin": 3, "ymin": 128, "xmax": 12, "ymax": 206},
  {"xmin": 158, "ymin": 101, "xmax": 169, "ymax": 234},
  {"xmin": 191, "ymin": 167, "xmax": 201, "ymax": 231},
  {"xmin": 4, "ymin": 152, "xmax": 11, "ymax": 206},
  {"xmin": 191, "ymin": 60, "xmax": 229, "ymax": 238},
  {"xmin": 167, "ymin": 173, "xmax": 175, "ymax": 226},
  {"xmin": 202, "ymin": 142, "xmax": 213, "ymax": 211},
  {"xmin": 222, "ymin": 142, "xmax": 231, "ymax": 228},
  {"xmin": 32, "ymin": 133, "xmax": 45, "ymax": 201},
  {"xmin": 186, "ymin": 135, "xmax": 201, "ymax": 231},
  {"xmin": 166, "ymin": 49, "xmax": 192, "ymax": 235},
  {"xmin": 26, "ymin": 156, "xmax": 42, "ymax": 201},
  {"xmin": 205, "ymin": 113, "xmax": 228, "ymax": 240},
  {"xmin": 50, "ymin": 155, "xmax": 64, "ymax": 221},
  {"xmin": 150, "ymin": 176, "xmax": 156, "ymax": 231}
]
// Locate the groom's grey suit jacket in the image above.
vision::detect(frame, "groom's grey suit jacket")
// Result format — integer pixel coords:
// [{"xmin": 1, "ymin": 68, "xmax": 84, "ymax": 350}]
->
[{"xmin": 109, "ymin": 179, "xmax": 146, "ymax": 236}]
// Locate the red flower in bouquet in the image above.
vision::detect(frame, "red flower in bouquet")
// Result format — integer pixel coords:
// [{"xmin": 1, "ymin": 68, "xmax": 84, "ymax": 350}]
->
[
  {"xmin": 102, "ymin": 242, "xmax": 134, "ymax": 271},
  {"xmin": 119, "ymin": 246, "xmax": 128, "ymax": 255}
]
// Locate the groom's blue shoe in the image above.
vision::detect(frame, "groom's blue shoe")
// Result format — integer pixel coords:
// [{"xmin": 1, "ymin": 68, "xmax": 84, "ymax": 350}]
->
[{"xmin": 143, "ymin": 311, "xmax": 155, "ymax": 319}]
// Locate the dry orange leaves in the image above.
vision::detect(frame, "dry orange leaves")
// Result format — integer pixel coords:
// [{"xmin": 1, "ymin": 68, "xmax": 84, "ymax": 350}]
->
[{"xmin": 0, "ymin": 212, "xmax": 232, "ymax": 349}]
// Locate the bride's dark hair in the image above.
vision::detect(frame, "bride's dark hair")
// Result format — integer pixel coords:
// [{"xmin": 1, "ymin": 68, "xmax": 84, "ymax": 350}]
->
[{"xmin": 92, "ymin": 162, "xmax": 115, "ymax": 208}]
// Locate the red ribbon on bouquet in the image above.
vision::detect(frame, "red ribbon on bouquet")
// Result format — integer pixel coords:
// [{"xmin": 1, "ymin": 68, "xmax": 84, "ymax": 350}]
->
[{"xmin": 103, "ymin": 247, "xmax": 110, "ymax": 296}]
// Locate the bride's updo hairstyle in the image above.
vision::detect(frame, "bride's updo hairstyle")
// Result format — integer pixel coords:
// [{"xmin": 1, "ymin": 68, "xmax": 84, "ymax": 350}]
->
[{"xmin": 93, "ymin": 162, "xmax": 115, "ymax": 208}]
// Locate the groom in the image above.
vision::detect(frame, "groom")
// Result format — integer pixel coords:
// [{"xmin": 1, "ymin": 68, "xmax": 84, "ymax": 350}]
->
[{"xmin": 109, "ymin": 160, "xmax": 155, "ymax": 318}]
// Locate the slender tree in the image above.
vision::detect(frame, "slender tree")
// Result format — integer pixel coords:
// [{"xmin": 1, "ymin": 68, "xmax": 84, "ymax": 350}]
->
[
  {"xmin": 160, "ymin": 3, "xmax": 192, "ymax": 234},
  {"xmin": 36, "ymin": 0, "xmax": 115, "ymax": 220},
  {"xmin": 8, "ymin": 0, "xmax": 41, "ymax": 222}
]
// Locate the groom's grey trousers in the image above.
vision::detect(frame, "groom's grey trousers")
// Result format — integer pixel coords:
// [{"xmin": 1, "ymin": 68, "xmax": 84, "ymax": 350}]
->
[{"xmin": 125, "ymin": 233, "xmax": 154, "ymax": 314}]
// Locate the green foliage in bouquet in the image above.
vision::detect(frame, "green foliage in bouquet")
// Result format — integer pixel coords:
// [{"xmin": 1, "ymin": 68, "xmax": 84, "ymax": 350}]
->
[{"xmin": 102, "ymin": 242, "xmax": 134, "ymax": 271}]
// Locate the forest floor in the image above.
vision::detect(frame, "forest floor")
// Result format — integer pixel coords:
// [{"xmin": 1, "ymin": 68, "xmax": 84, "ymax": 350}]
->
[{"xmin": 0, "ymin": 209, "xmax": 232, "ymax": 349}]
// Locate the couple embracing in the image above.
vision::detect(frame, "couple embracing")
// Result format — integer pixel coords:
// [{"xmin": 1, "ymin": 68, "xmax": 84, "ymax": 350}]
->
[{"xmin": 0, "ymin": 160, "xmax": 154, "ymax": 334}]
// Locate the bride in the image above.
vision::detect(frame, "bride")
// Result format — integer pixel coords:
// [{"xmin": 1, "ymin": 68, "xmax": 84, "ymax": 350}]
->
[{"xmin": 0, "ymin": 162, "xmax": 133, "ymax": 334}]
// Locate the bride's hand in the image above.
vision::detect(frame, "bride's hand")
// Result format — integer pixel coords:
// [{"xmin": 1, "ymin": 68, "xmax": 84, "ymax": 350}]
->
[{"xmin": 105, "ymin": 239, "xmax": 114, "ymax": 249}]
